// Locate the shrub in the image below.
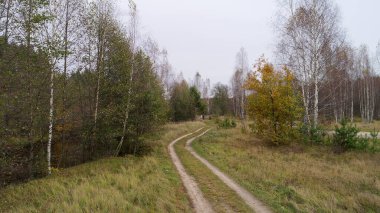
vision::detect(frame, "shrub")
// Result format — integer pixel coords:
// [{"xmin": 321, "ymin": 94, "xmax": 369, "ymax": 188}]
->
[
  {"xmin": 369, "ymin": 129, "xmax": 379, "ymax": 152},
  {"xmin": 356, "ymin": 137, "xmax": 370, "ymax": 150},
  {"xmin": 300, "ymin": 124, "xmax": 326, "ymax": 144},
  {"xmin": 246, "ymin": 59, "xmax": 303, "ymax": 145},
  {"xmin": 333, "ymin": 120, "xmax": 360, "ymax": 151},
  {"xmin": 217, "ymin": 118, "xmax": 237, "ymax": 129}
]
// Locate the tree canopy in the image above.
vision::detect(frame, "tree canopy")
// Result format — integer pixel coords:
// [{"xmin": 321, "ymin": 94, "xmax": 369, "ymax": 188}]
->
[{"xmin": 246, "ymin": 59, "xmax": 303, "ymax": 145}]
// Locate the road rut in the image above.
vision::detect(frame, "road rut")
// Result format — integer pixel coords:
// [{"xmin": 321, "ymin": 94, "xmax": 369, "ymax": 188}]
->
[
  {"xmin": 168, "ymin": 128, "xmax": 214, "ymax": 213},
  {"xmin": 186, "ymin": 129, "xmax": 272, "ymax": 213}
]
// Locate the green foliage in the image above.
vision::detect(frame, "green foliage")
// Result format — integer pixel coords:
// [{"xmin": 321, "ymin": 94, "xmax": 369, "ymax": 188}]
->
[
  {"xmin": 0, "ymin": 9, "xmax": 169, "ymax": 183},
  {"xmin": 355, "ymin": 138, "xmax": 370, "ymax": 151},
  {"xmin": 300, "ymin": 124, "xmax": 326, "ymax": 144},
  {"xmin": 190, "ymin": 86, "xmax": 206, "ymax": 115},
  {"xmin": 216, "ymin": 118, "xmax": 237, "ymax": 129},
  {"xmin": 333, "ymin": 119, "xmax": 360, "ymax": 151},
  {"xmin": 211, "ymin": 83, "xmax": 231, "ymax": 116},
  {"xmin": 369, "ymin": 129, "xmax": 379, "ymax": 152},
  {"xmin": 0, "ymin": 43, "xmax": 51, "ymax": 138},
  {"xmin": 170, "ymin": 81, "xmax": 206, "ymax": 122},
  {"xmin": 246, "ymin": 59, "xmax": 303, "ymax": 145}
]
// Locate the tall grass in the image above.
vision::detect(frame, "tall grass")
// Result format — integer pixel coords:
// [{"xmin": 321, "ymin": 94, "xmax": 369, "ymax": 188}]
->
[
  {"xmin": 0, "ymin": 122, "xmax": 204, "ymax": 212},
  {"xmin": 193, "ymin": 127, "xmax": 380, "ymax": 212}
]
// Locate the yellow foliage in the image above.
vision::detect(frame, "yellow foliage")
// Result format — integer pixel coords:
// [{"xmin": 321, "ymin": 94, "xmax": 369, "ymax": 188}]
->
[{"xmin": 245, "ymin": 58, "xmax": 303, "ymax": 145}]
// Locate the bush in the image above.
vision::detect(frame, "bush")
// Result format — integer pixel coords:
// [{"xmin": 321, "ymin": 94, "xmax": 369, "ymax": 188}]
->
[
  {"xmin": 333, "ymin": 120, "xmax": 360, "ymax": 151},
  {"xmin": 355, "ymin": 137, "xmax": 370, "ymax": 150},
  {"xmin": 217, "ymin": 118, "xmax": 237, "ymax": 129},
  {"xmin": 369, "ymin": 129, "xmax": 379, "ymax": 152},
  {"xmin": 246, "ymin": 60, "xmax": 303, "ymax": 145},
  {"xmin": 300, "ymin": 124, "xmax": 326, "ymax": 144}
]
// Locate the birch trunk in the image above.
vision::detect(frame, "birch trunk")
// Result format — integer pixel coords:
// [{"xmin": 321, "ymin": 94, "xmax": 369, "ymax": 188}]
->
[
  {"xmin": 350, "ymin": 80, "xmax": 353, "ymax": 122},
  {"xmin": 313, "ymin": 78, "xmax": 319, "ymax": 128},
  {"xmin": 115, "ymin": 0, "xmax": 137, "ymax": 156},
  {"xmin": 47, "ymin": 70, "xmax": 54, "ymax": 175}
]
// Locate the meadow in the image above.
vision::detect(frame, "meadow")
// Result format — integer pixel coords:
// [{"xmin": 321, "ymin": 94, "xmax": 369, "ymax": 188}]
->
[
  {"xmin": 192, "ymin": 127, "xmax": 380, "ymax": 212},
  {"xmin": 0, "ymin": 122, "xmax": 204, "ymax": 212}
]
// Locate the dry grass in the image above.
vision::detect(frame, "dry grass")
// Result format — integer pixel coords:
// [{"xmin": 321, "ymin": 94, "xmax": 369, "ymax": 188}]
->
[
  {"xmin": 0, "ymin": 122, "xmax": 205, "ymax": 212},
  {"xmin": 326, "ymin": 120, "xmax": 380, "ymax": 132},
  {"xmin": 193, "ymin": 127, "xmax": 380, "ymax": 213}
]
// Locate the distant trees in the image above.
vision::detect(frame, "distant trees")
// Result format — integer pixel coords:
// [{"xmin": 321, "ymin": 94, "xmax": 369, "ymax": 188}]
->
[
  {"xmin": 231, "ymin": 48, "xmax": 249, "ymax": 120},
  {"xmin": 190, "ymin": 86, "xmax": 206, "ymax": 116},
  {"xmin": 276, "ymin": 0, "xmax": 344, "ymax": 128},
  {"xmin": 192, "ymin": 72, "xmax": 211, "ymax": 115},
  {"xmin": 211, "ymin": 83, "xmax": 231, "ymax": 116},
  {"xmin": 276, "ymin": 0, "xmax": 379, "ymax": 128},
  {"xmin": 246, "ymin": 59, "xmax": 302, "ymax": 145},
  {"xmin": 356, "ymin": 45, "xmax": 375, "ymax": 123},
  {"xmin": 169, "ymin": 81, "xmax": 195, "ymax": 121}
]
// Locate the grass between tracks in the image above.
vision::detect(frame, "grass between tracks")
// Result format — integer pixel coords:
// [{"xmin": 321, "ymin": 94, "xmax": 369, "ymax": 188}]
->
[{"xmin": 174, "ymin": 128, "xmax": 253, "ymax": 213}]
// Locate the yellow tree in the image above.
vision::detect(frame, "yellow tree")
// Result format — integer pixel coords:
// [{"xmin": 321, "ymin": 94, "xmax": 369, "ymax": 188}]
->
[{"xmin": 246, "ymin": 59, "xmax": 302, "ymax": 145}]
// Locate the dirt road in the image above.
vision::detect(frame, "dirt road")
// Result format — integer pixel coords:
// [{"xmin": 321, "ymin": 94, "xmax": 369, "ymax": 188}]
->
[
  {"xmin": 328, "ymin": 131, "xmax": 380, "ymax": 139},
  {"xmin": 168, "ymin": 128, "xmax": 214, "ymax": 213},
  {"xmin": 186, "ymin": 129, "xmax": 272, "ymax": 213}
]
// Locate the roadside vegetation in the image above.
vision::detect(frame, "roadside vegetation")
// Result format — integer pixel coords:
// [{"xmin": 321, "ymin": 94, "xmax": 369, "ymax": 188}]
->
[
  {"xmin": 192, "ymin": 127, "xmax": 380, "ymax": 212},
  {"xmin": 0, "ymin": 122, "xmax": 203, "ymax": 212}
]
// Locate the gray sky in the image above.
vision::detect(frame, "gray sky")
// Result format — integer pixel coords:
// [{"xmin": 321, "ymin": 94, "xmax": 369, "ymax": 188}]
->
[{"xmin": 117, "ymin": 0, "xmax": 380, "ymax": 85}]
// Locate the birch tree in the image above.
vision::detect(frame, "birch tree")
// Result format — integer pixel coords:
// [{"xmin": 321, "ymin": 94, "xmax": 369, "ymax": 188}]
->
[
  {"xmin": 0, "ymin": 0, "xmax": 13, "ymax": 44},
  {"xmin": 159, "ymin": 49, "xmax": 174, "ymax": 99},
  {"xmin": 276, "ymin": 0, "xmax": 344, "ymax": 128},
  {"xmin": 202, "ymin": 78, "xmax": 211, "ymax": 115},
  {"xmin": 115, "ymin": 0, "xmax": 138, "ymax": 156},
  {"xmin": 325, "ymin": 45, "xmax": 355, "ymax": 123},
  {"xmin": 356, "ymin": 45, "xmax": 375, "ymax": 123},
  {"xmin": 231, "ymin": 48, "xmax": 248, "ymax": 120}
]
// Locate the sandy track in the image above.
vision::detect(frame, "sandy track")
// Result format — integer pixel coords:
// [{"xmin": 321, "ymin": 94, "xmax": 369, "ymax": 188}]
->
[
  {"xmin": 168, "ymin": 128, "xmax": 214, "ymax": 213},
  {"xmin": 186, "ymin": 129, "xmax": 272, "ymax": 213},
  {"xmin": 328, "ymin": 131, "xmax": 380, "ymax": 139}
]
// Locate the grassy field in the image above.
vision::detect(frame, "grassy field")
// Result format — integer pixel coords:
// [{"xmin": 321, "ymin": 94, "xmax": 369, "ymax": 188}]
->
[
  {"xmin": 192, "ymin": 127, "xmax": 380, "ymax": 213},
  {"xmin": 0, "ymin": 122, "xmax": 205, "ymax": 212},
  {"xmin": 174, "ymin": 128, "xmax": 253, "ymax": 213}
]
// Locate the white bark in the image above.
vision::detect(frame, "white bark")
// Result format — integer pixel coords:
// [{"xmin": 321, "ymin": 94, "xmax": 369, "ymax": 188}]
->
[
  {"xmin": 115, "ymin": 0, "xmax": 137, "ymax": 156},
  {"xmin": 276, "ymin": 0, "xmax": 343, "ymax": 128},
  {"xmin": 47, "ymin": 70, "xmax": 54, "ymax": 175}
]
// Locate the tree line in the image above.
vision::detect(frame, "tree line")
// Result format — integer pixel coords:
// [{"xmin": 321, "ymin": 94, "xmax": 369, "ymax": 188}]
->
[
  {"xmin": 0, "ymin": 0, "xmax": 195, "ymax": 186},
  {"xmin": 230, "ymin": 0, "xmax": 380, "ymax": 133},
  {"xmin": 230, "ymin": 0, "xmax": 380, "ymax": 148}
]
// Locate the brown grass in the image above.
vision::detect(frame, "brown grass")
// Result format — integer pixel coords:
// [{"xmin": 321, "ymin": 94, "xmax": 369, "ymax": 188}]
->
[
  {"xmin": 326, "ymin": 120, "xmax": 380, "ymax": 132},
  {"xmin": 193, "ymin": 127, "xmax": 380, "ymax": 212},
  {"xmin": 0, "ymin": 122, "xmax": 204, "ymax": 212}
]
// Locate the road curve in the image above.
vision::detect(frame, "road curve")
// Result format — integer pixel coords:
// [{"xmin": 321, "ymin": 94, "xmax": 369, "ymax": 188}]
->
[
  {"xmin": 168, "ymin": 128, "xmax": 214, "ymax": 213},
  {"xmin": 186, "ymin": 129, "xmax": 272, "ymax": 213}
]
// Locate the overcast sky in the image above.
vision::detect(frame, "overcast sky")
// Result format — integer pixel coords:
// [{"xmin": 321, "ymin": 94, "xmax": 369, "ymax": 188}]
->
[{"xmin": 116, "ymin": 0, "xmax": 380, "ymax": 85}]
